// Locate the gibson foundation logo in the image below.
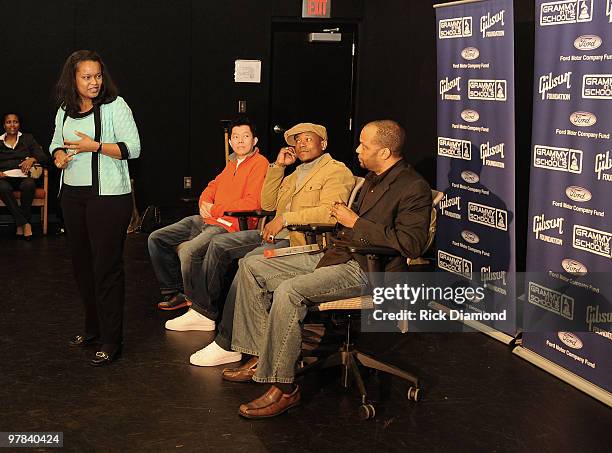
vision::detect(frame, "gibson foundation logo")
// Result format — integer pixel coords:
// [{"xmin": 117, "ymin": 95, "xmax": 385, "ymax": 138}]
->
[
  {"xmin": 533, "ymin": 214, "xmax": 564, "ymax": 245},
  {"xmin": 595, "ymin": 150, "xmax": 612, "ymax": 181},
  {"xmin": 573, "ymin": 225, "xmax": 612, "ymax": 258},
  {"xmin": 539, "ymin": 71, "xmax": 572, "ymax": 100},
  {"xmin": 480, "ymin": 142, "xmax": 505, "ymax": 168},
  {"xmin": 460, "ymin": 109, "xmax": 480, "ymax": 122},
  {"xmin": 569, "ymin": 111, "xmax": 596, "ymax": 127},
  {"xmin": 461, "ymin": 230, "xmax": 480, "ymax": 244},
  {"xmin": 438, "ymin": 137, "xmax": 472, "ymax": 160},
  {"xmin": 439, "ymin": 16, "xmax": 472, "ymax": 39},
  {"xmin": 533, "ymin": 145, "xmax": 582, "ymax": 174},
  {"xmin": 561, "ymin": 258, "xmax": 588, "ymax": 276},
  {"xmin": 558, "ymin": 332, "xmax": 583, "ymax": 349},
  {"xmin": 540, "ymin": 0, "xmax": 593, "ymax": 26},
  {"xmin": 461, "ymin": 170, "xmax": 480, "ymax": 184},
  {"xmin": 440, "ymin": 194, "xmax": 462, "ymax": 220},
  {"xmin": 481, "ymin": 266, "xmax": 507, "ymax": 295},
  {"xmin": 461, "ymin": 47, "xmax": 480, "ymax": 60},
  {"xmin": 565, "ymin": 185, "xmax": 592, "ymax": 202},
  {"xmin": 440, "ymin": 76, "xmax": 461, "ymax": 100},
  {"xmin": 573, "ymin": 34, "xmax": 602, "ymax": 51},
  {"xmin": 582, "ymin": 74, "xmax": 612, "ymax": 99},
  {"xmin": 586, "ymin": 305, "xmax": 612, "ymax": 332},
  {"xmin": 438, "ymin": 250, "xmax": 473, "ymax": 279},
  {"xmin": 481, "ymin": 266, "xmax": 507, "ymax": 285},
  {"xmin": 480, "ymin": 10, "xmax": 505, "ymax": 37},
  {"xmin": 468, "ymin": 202, "xmax": 508, "ymax": 231},
  {"xmin": 528, "ymin": 282, "xmax": 574, "ymax": 320},
  {"xmin": 468, "ymin": 79, "xmax": 507, "ymax": 101}
]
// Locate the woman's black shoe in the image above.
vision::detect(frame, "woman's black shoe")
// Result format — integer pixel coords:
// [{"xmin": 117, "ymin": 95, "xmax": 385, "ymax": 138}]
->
[
  {"xmin": 69, "ymin": 334, "xmax": 99, "ymax": 347},
  {"xmin": 90, "ymin": 346, "xmax": 122, "ymax": 366}
]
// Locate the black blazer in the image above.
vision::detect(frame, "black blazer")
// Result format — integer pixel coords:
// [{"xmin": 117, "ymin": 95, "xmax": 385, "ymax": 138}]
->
[
  {"xmin": 0, "ymin": 133, "xmax": 49, "ymax": 171},
  {"xmin": 321, "ymin": 161, "xmax": 432, "ymax": 273}
]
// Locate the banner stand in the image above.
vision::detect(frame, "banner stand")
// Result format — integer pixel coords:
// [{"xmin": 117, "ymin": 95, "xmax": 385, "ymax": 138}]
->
[
  {"xmin": 434, "ymin": 0, "xmax": 517, "ymax": 343},
  {"xmin": 513, "ymin": 346, "xmax": 612, "ymax": 408},
  {"xmin": 428, "ymin": 301, "xmax": 516, "ymax": 344}
]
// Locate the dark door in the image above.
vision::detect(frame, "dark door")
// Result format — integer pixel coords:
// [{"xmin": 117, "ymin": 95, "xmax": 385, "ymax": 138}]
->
[{"xmin": 269, "ymin": 22, "xmax": 357, "ymax": 168}]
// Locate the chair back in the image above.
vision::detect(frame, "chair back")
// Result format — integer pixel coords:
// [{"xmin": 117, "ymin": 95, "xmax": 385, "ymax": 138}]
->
[
  {"xmin": 406, "ymin": 189, "xmax": 444, "ymax": 267},
  {"xmin": 348, "ymin": 176, "xmax": 365, "ymax": 210}
]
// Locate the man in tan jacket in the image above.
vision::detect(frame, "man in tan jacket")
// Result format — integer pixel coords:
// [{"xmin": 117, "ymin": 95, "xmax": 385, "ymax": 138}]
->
[
  {"xmin": 166, "ymin": 122, "xmax": 355, "ymax": 367},
  {"xmin": 258, "ymin": 122, "xmax": 356, "ymax": 247}
]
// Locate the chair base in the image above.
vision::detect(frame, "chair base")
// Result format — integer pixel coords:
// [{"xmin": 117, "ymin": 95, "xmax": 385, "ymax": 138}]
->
[{"xmin": 297, "ymin": 337, "xmax": 420, "ymax": 420}]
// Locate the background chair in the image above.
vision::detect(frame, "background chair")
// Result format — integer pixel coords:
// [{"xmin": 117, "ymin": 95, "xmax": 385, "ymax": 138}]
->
[{"xmin": 0, "ymin": 168, "xmax": 48, "ymax": 235}]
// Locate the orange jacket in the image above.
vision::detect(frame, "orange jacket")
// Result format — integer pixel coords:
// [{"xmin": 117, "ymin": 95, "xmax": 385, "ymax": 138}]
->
[{"xmin": 199, "ymin": 149, "xmax": 269, "ymax": 232}]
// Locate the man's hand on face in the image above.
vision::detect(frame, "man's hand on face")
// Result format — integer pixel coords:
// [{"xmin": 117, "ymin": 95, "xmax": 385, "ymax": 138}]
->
[
  {"xmin": 261, "ymin": 216, "xmax": 285, "ymax": 243},
  {"xmin": 330, "ymin": 202, "xmax": 359, "ymax": 229},
  {"xmin": 275, "ymin": 147, "xmax": 297, "ymax": 167}
]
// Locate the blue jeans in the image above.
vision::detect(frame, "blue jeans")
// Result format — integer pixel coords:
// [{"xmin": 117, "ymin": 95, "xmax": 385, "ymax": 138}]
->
[
  {"xmin": 204, "ymin": 230, "xmax": 289, "ymax": 349},
  {"xmin": 231, "ymin": 255, "xmax": 369, "ymax": 383},
  {"xmin": 148, "ymin": 215, "xmax": 226, "ymax": 316}
]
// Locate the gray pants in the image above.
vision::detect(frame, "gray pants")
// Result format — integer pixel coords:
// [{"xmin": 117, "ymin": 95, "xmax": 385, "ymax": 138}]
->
[{"xmin": 232, "ymin": 253, "xmax": 369, "ymax": 383}]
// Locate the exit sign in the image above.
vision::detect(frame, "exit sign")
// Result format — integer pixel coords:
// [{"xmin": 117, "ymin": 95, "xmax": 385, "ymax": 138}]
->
[{"xmin": 302, "ymin": 0, "xmax": 331, "ymax": 18}]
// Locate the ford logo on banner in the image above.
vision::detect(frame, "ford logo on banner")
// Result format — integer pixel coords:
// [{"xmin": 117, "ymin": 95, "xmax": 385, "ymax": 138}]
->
[
  {"xmin": 558, "ymin": 332, "xmax": 584, "ymax": 349},
  {"xmin": 461, "ymin": 109, "xmax": 480, "ymax": 122},
  {"xmin": 569, "ymin": 111, "xmax": 597, "ymax": 127},
  {"xmin": 561, "ymin": 258, "xmax": 588, "ymax": 276},
  {"xmin": 573, "ymin": 34, "xmax": 602, "ymax": 51},
  {"xmin": 461, "ymin": 230, "xmax": 480, "ymax": 244},
  {"xmin": 461, "ymin": 170, "xmax": 480, "ymax": 184},
  {"xmin": 461, "ymin": 47, "xmax": 480, "ymax": 60},
  {"xmin": 565, "ymin": 185, "xmax": 592, "ymax": 202}
]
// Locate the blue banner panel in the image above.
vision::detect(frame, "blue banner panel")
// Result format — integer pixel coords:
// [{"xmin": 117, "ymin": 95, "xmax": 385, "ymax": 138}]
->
[
  {"xmin": 524, "ymin": 0, "xmax": 612, "ymax": 393},
  {"xmin": 435, "ymin": 0, "xmax": 516, "ymax": 335}
]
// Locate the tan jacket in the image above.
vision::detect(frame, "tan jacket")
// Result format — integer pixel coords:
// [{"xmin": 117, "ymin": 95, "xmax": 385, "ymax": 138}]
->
[{"xmin": 261, "ymin": 153, "xmax": 355, "ymax": 246}]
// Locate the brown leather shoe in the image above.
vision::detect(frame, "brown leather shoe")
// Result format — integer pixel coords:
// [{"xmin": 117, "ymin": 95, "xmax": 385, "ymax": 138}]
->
[
  {"xmin": 238, "ymin": 385, "xmax": 300, "ymax": 419},
  {"xmin": 222, "ymin": 357, "xmax": 258, "ymax": 382},
  {"xmin": 157, "ymin": 293, "xmax": 191, "ymax": 310}
]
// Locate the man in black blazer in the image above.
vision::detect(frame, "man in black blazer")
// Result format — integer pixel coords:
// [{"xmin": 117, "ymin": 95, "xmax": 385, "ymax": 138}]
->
[{"xmin": 227, "ymin": 120, "xmax": 432, "ymax": 418}]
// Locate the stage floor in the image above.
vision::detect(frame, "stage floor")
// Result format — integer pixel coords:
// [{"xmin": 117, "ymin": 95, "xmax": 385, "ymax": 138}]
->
[{"xmin": 1, "ymin": 232, "xmax": 609, "ymax": 452}]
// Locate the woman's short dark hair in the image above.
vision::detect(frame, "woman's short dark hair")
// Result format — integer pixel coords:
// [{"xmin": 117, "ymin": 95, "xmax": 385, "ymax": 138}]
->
[
  {"xmin": 229, "ymin": 116, "xmax": 257, "ymax": 137},
  {"xmin": 55, "ymin": 50, "xmax": 119, "ymax": 116}
]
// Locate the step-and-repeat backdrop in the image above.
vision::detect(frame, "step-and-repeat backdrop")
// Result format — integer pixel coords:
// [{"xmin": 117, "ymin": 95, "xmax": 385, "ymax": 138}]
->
[{"xmin": 436, "ymin": 0, "xmax": 516, "ymax": 336}]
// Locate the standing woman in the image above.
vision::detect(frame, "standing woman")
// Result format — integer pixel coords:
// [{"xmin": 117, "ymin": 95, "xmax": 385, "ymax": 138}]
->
[
  {"xmin": 50, "ymin": 50, "xmax": 141, "ymax": 366},
  {"xmin": 0, "ymin": 113, "xmax": 49, "ymax": 240}
]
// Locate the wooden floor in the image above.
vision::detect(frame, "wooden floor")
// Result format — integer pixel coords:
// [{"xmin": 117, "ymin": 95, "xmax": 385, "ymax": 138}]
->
[{"xmin": 1, "ymin": 228, "xmax": 610, "ymax": 452}]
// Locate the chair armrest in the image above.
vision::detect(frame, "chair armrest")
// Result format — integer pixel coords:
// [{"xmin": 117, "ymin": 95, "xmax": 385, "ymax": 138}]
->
[
  {"xmin": 286, "ymin": 223, "xmax": 337, "ymax": 233},
  {"xmin": 348, "ymin": 246, "xmax": 402, "ymax": 276},
  {"xmin": 224, "ymin": 209, "xmax": 276, "ymax": 218},
  {"xmin": 223, "ymin": 210, "xmax": 276, "ymax": 231},
  {"xmin": 348, "ymin": 246, "xmax": 401, "ymax": 257}
]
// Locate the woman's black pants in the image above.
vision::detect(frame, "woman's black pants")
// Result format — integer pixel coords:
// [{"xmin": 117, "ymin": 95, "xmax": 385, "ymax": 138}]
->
[{"xmin": 61, "ymin": 185, "xmax": 132, "ymax": 347}]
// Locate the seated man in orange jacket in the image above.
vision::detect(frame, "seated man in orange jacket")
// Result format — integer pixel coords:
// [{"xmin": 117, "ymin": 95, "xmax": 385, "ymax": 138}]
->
[{"xmin": 147, "ymin": 116, "xmax": 269, "ymax": 330}]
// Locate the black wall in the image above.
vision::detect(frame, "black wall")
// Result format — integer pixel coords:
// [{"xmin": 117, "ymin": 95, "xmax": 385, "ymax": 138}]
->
[{"xmin": 1, "ymin": 0, "xmax": 535, "ymax": 251}]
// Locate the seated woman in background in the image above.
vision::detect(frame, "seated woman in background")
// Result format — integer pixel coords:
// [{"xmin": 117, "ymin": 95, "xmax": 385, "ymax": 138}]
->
[{"xmin": 0, "ymin": 112, "xmax": 49, "ymax": 240}]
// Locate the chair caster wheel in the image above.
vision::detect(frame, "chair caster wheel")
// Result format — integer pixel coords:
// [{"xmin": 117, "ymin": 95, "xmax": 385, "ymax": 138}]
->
[
  {"xmin": 407, "ymin": 386, "xmax": 420, "ymax": 402},
  {"xmin": 358, "ymin": 403, "xmax": 376, "ymax": 420}
]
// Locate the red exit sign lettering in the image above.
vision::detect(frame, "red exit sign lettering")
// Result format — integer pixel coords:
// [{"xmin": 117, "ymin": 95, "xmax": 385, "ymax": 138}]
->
[{"xmin": 302, "ymin": 0, "xmax": 331, "ymax": 18}]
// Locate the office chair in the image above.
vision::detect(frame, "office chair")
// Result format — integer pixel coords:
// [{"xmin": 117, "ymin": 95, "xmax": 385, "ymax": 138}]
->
[{"xmin": 289, "ymin": 189, "xmax": 442, "ymax": 419}]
